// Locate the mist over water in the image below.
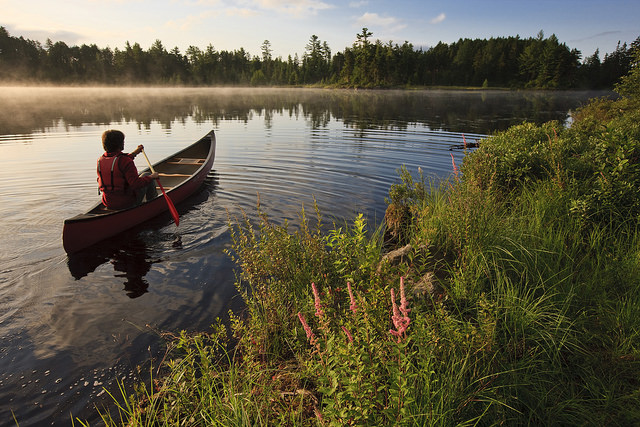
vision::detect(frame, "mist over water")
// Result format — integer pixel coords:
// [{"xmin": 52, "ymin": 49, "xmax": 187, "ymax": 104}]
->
[
  {"xmin": 0, "ymin": 86, "xmax": 605, "ymax": 136},
  {"xmin": 0, "ymin": 87, "xmax": 604, "ymax": 424}
]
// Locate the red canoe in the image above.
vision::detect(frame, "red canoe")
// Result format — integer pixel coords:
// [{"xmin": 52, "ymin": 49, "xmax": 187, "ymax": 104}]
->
[{"xmin": 63, "ymin": 130, "xmax": 216, "ymax": 253}]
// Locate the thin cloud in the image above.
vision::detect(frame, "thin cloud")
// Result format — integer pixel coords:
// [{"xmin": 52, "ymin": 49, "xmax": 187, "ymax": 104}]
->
[
  {"xmin": 356, "ymin": 12, "xmax": 406, "ymax": 31},
  {"xmin": 349, "ymin": 0, "xmax": 368, "ymax": 7},
  {"xmin": 569, "ymin": 31, "xmax": 622, "ymax": 42},
  {"xmin": 226, "ymin": 7, "xmax": 259, "ymax": 16},
  {"xmin": 249, "ymin": 0, "xmax": 334, "ymax": 16},
  {"xmin": 166, "ymin": 10, "xmax": 220, "ymax": 31},
  {"xmin": 430, "ymin": 13, "xmax": 446, "ymax": 24},
  {"xmin": 166, "ymin": 0, "xmax": 221, "ymax": 5},
  {"xmin": 4, "ymin": 25, "xmax": 84, "ymax": 45},
  {"xmin": 85, "ymin": 0, "xmax": 145, "ymax": 3}
]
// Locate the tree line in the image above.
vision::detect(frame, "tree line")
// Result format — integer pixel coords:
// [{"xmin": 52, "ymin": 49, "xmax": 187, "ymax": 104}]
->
[{"xmin": 1, "ymin": 26, "xmax": 637, "ymax": 89}]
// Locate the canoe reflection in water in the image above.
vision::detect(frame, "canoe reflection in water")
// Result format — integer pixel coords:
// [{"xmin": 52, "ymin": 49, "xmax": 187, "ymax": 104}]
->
[
  {"xmin": 111, "ymin": 240, "xmax": 154, "ymax": 298},
  {"xmin": 67, "ymin": 236, "xmax": 157, "ymax": 298}
]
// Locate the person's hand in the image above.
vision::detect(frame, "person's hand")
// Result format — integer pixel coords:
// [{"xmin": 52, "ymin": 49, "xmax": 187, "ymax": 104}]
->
[
  {"xmin": 150, "ymin": 172, "xmax": 160, "ymax": 180},
  {"xmin": 133, "ymin": 144, "xmax": 144, "ymax": 155}
]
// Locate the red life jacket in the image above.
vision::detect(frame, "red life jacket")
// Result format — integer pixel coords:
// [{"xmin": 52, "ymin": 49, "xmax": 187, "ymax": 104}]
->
[{"xmin": 97, "ymin": 154, "xmax": 130, "ymax": 194}]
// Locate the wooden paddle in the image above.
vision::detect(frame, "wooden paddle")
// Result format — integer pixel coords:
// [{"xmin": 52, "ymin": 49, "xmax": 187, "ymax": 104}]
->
[{"xmin": 141, "ymin": 149, "xmax": 180, "ymax": 226}]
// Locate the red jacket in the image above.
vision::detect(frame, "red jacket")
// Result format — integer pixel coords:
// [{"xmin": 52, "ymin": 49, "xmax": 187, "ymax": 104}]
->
[{"xmin": 97, "ymin": 150, "xmax": 154, "ymax": 210}]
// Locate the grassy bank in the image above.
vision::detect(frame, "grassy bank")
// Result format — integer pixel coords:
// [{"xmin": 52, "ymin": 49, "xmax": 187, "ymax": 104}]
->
[{"xmin": 91, "ymin": 49, "xmax": 640, "ymax": 426}]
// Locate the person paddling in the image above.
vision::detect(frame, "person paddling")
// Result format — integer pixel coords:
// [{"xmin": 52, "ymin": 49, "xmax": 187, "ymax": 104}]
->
[{"xmin": 97, "ymin": 129, "xmax": 159, "ymax": 210}]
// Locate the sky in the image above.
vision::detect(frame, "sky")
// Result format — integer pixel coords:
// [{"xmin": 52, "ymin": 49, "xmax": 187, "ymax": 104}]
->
[{"xmin": 2, "ymin": 0, "xmax": 639, "ymax": 60}]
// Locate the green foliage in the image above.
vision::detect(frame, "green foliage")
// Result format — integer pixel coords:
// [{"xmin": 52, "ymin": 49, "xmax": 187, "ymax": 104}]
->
[
  {"xmin": 463, "ymin": 121, "xmax": 566, "ymax": 193},
  {"xmin": 296, "ymin": 280, "xmax": 503, "ymax": 426},
  {"xmin": 385, "ymin": 165, "xmax": 432, "ymax": 248},
  {"xmin": 462, "ymin": 99, "xmax": 640, "ymax": 228},
  {"xmin": 614, "ymin": 38, "xmax": 640, "ymax": 97},
  {"xmin": 388, "ymin": 165, "xmax": 429, "ymax": 207},
  {"xmin": 326, "ymin": 213, "xmax": 382, "ymax": 286},
  {"xmin": 1, "ymin": 25, "xmax": 635, "ymax": 88},
  {"xmin": 250, "ymin": 69, "xmax": 267, "ymax": 86},
  {"xmin": 298, "ymin": 282, "xmax": 399, "ymax": 425},
  {"xmin": 226, "ymin": 202, "xmax": 333, "ymax": 361}
]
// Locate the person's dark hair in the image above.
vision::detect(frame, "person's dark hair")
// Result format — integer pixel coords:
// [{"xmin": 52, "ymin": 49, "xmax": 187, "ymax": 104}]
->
[{"xmin": 102, "ymin": 130, "xmax": 125, "ymax": 152}]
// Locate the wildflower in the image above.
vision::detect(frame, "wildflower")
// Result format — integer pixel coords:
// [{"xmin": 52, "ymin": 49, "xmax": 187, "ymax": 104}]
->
[
  {"xmin": 450, "ymin": 153, "xmax": 459, "ymax": 176},
  {"xmin": 298, "ymin": 312, "xmax": 317, "ymax": 346},
  {"xmin": 399, "ymin": 276, "xmax": 410, "ymax": 318},
  {"xmin": 391, "ymin": 288, "xmax": 400, "ymax": 320},
  {"xmin": 389, "ymin": 277, "xmax": 411, "ymax": 342},
  {"xmin": 347, "ymin": 282, "xmax": 358, "ymax": 314},
  {"xmin": 341, "ymin": 326, "xmax": 354, "ymax": 343},
  {"xmin": 311, "ymin": 282, "xmax": 324, "ymax": 319}
]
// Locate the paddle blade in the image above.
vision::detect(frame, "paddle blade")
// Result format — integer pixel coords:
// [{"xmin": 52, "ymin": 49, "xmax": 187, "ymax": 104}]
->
[{"xmin": 157, "ymin": 180, "xmax": 180, "ymax": 226}]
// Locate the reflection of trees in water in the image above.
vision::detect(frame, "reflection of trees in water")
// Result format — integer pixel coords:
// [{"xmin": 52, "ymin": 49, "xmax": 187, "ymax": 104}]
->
[{"xmin": 0, "ymin": 87, "xmax": 610, "ymax": 135}]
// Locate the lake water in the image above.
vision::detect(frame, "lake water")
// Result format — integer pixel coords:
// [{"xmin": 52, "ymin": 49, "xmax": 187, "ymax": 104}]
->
[{"xmin": 0, "ymin": 87, "xmax": 605, "ymax": 425}]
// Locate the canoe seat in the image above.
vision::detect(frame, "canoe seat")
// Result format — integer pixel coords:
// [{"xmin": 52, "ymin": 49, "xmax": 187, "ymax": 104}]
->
[
  {"xmin": 166, "ymin": 158, "xmax": 206, "ymax": 165},
  {"xmin": 158, "ymin": 173, "xmax": 191, "ymax": 177}
]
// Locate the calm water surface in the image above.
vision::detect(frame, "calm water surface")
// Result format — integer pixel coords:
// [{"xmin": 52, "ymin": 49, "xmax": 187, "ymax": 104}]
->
[{"xmin": 0, "ymin": 87, "xmax": 604, "ymax": 425}]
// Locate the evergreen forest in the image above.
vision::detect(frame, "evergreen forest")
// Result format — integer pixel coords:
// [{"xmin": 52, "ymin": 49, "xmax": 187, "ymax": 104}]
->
[{"xmin": 1, "ymin": 26, "xmax": 637, "ymax": 89}]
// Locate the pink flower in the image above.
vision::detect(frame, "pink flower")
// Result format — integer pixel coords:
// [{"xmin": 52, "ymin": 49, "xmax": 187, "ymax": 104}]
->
[
  {"xmin": 399, "ymin": 277, "xmax": 410, "ymax": 318},
  {"xmin": 341, "ymin": 326, "xmax": 354, "ymax": 343},
  {"xmin": 450, "ymin": 153, "xmax": 459, "ymax": 176},
  {"xmin": 298, "ymin": 312, "xmax": 317, "ymax": 346},
  {"xmin": 311, "ymin": 282, "xmax": 324, "ymax": 319},
  {"xmin": 389, "ymin": 277, "xmax": 411, "ymax": 342},
  {"xmin": 347, "ymin": 282, "xmax": 358, "ymax": 314},
  {"xmin": 391, "ymin": 288, "xmax": 400, "ymax": 319}
]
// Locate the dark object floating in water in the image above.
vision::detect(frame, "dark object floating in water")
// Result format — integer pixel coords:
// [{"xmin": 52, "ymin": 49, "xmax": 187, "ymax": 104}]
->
[{"xmin": 449, "ymin": 141, "xmax": 480, "ymax": 150}]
